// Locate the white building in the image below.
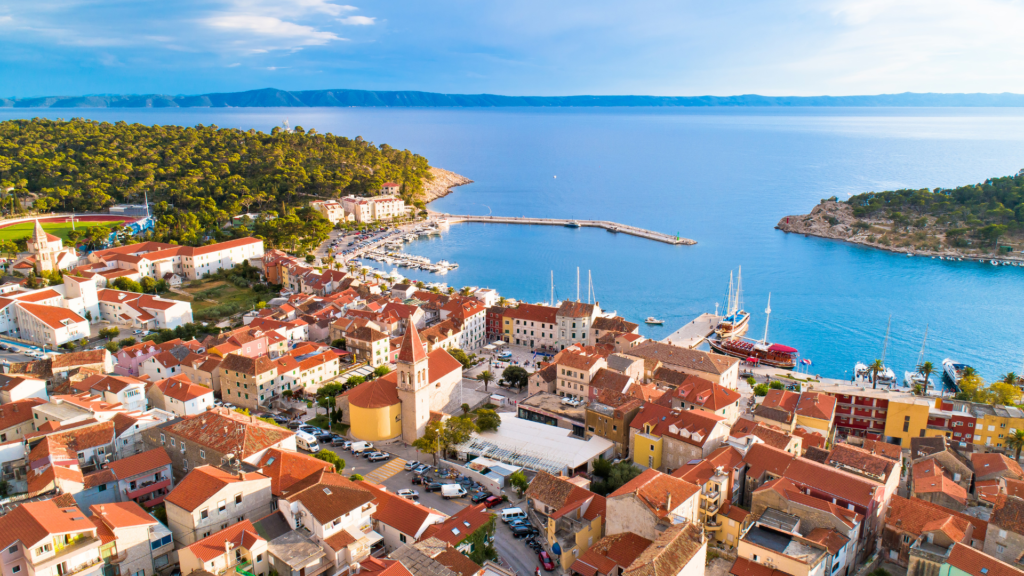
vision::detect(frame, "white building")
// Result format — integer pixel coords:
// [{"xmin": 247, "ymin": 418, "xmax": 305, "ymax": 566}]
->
[
  {"xmin": 340, "ymin": 195, "xmax": 406, "ymax": 223},
  {"xmin": 82, "ymin": 237, "xmax": 264, "ymax": 282},
  {"xmin": 14, "ymin": 301, "xmax": 89, "ymax": 347},
  {"xmin": 96, "ymin": 289, "xmax": 193, "ymax": 331},
  {"xmin": 148, "ymin": 374, "xmax": 215, "ymax": 417},
  {"xmin": 311, "ymin": 200, "xmax": 348, "ymax": 224}
]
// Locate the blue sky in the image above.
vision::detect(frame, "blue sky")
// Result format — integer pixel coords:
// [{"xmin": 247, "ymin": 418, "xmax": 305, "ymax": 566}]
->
[{"xmin": 2, "ymin": 0, "xmax": 1024, "ymax": 98}]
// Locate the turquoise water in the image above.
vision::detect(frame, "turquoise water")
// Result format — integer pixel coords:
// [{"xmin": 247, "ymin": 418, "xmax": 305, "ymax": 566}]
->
[{"xmin": 4, "ymin": 107, "xmax": 1024, "ymax": 380}]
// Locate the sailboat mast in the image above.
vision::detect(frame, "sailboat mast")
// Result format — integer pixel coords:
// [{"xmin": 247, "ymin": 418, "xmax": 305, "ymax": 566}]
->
[
  {"xmin": 736, "ymin": 266, "xmax": 743, "ymax": 312},
  {"xmin": 880, "ymin": 315, "xmax": 892, "ymax": 366},
  {"xmin": 726, "ymin": 272, "xmax": 735, "ymax": 316},
  {"xmin": 916, "ymin": 325, "xmax": 928, "ymax": 368},
  {"xmin": 762, "ymin": 293, "xmax": 772, "ymax": 345},
  {"xmin": 576, "ymin": 267, "xmax": 580, "ymax": 302},
  {"xmin": 550, "ymin": 271, "xmax": 554, "ymax": 307}
]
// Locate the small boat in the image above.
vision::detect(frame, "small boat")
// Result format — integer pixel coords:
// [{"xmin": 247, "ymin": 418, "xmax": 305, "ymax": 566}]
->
[
  {"xmin": 943, "ymin": 358, "xmax": 970, "ymax": 391},
  {"xmin": 645, "ymin": 317, "xmax": 664, "ymax": 325},
  {"xmin": 565, "ymin": 220, "xmax": 581, "ymax": 228}
]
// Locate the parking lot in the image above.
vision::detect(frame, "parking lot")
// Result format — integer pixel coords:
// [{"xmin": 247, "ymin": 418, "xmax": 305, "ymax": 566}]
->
[{"xmin": 310, "ymin": 440, "xmax": 551, "ymax": 576}]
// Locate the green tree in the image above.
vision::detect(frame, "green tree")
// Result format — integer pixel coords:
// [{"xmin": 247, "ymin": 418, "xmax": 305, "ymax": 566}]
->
[
  {"xmin": 868, "ymin": 359, "xmax": 885, "ymax": 390},
  {"xmin": 476, "ymin": 409, "xmax": 501, "ymax": 432},
  {"xmin": 350, "ymin": 474, "xmax": 364, "ymax": 481},
  {"xmin": 331, "ymin": 339, "xmax": 346, "ymax": 348},
  {"xmin": 917, "ymin": 361, "xmax": 935, "ymax": 392},
  {"xmin": 373, "ymin": 365, "xmax": 391, "ymax": 378},
  {"xmin": 413, "ymin": 420, "xmax": 444, "ymax": 465},
  {"xmin": 591, "ymin": 456, "xmax": 612, "ymax": 478},
  {"xmin": 314, "ymin": 450, "xmax": 346, "ymax": 473},
  {"xmin": 753, "ymin": 384, "xmax": 768, "ymax": 396},
  {"xmin": 450, "ymin": 348, "xmax": 471, "ymax": 369},
  {"xmin": 978, "ymin": 224, "xmax": 1008, "ymax": 246},
  {"xmin": 502, "ymin": 366, "xmax": 529, "ymax": 390},
  {"xmin": 768, "ymin": 381, "xmax": 784, "ymax": 390},
  {"xmin": 508, "ymin": 470, "xmax": 529, "ymax": 497},
  {"xmin": 99, "ymin": 327, "xmax": 120, "ymax": 340},
  {"xmin": 478, "ymin": 370, "xmax": 494, "ymax": 392},
  {"xmin": 305, "ymin": 254, "xmax": 316, "ymax": 264},
  {"xmin": 461, "ymin": 403, "xmax": 470, "ymax": 415}
]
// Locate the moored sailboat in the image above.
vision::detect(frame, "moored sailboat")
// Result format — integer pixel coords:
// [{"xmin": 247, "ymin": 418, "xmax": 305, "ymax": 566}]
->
[
  {"xmin": 716, "ymin": 267, "xmax": 750, "ymax": 338},
  {"xmin": 708, "ymin": 293, "xmax": 799, "ymax": 369}
]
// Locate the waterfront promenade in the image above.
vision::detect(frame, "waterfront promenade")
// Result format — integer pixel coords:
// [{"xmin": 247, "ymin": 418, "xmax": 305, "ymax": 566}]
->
[
  {"xmin": 661, "ymin": 313, "xmax": 722, "ymax": 348},
  {"xmin": 439, "ymin": 214, "xmax": 696, "ymax": 245}
]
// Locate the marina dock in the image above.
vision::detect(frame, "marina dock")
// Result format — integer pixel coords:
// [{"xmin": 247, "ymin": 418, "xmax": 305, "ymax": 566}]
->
[
  {"xmin": 662, "ymin": 313, "xmax": 722, "ymax": 348},
  {"xmin": 441, "ymin": 214, "xmax": 696, "ymax": 246}
]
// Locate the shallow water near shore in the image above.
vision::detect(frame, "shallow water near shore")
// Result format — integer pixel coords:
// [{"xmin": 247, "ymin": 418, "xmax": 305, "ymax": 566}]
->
[{"xmin": 5, "ymin": 106, "xmax": 1024, "ymax": 380}]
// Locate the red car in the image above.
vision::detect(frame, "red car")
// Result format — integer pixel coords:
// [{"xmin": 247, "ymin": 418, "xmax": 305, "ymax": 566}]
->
[
  {"xmin": 538, "ymin": 552, "xmax": 555, "ymax": 571},
  {"xmin": 483, "ymin": 496, "xmax": 502, "ymax": 508}
]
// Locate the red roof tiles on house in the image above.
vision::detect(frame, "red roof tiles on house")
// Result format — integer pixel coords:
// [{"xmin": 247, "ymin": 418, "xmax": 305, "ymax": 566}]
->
[{"xmin": 105, "ymin": 448, "xmax": 172, "ymax": 481}]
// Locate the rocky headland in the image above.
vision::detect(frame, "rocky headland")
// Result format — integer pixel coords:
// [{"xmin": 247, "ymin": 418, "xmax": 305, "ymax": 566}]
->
[{"xmin": 422, "ymin": 167, "xmax": 473, "ymax": 203}]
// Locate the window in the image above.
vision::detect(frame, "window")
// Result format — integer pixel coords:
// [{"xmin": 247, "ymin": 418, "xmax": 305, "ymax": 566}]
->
[
  {"xmin": 903, "ymin": 416, "xmax": 910, "ymax": 433},
  {"xmin": 999, "ymin": 529, "xmax": 1007, "ymax": 538},
  {"xmin": 8, "ymin": 545, "xmax": 16, "ymax": 554},
  {"xmin": 12, "ymin": 567, "xmax": 20, "ymax": 574},
  {"xmin": 201, "ymin": 509, "xmax": 209, "ymax": 520},
  {"xmin": 997, "ymin": 545, "xmax": 1005, "ymax": 554},
  {"xmin": 256, "ymin": 554, "xmax": 262, "ymax": 563},
  {"xmin": 97, "ymin": 484, "xmax": 107, "ymax": 492},
  {"xmin": 218, "ymin": 500, "xmax": 227, "ymax": 512},
  {"xmin": 235, "ymin": 494, "xmax": 243, "ymax": 505},
  {"xmin": 400, "ymin": 534, "xmax": 407, "ymax": 543},
  {"xmin": 200, "ymin": 450, "xmax": 206, "ymax": 459},
  {"xmin": 170, "ymin": 438, "xmax": 176, "ymax": 447}
]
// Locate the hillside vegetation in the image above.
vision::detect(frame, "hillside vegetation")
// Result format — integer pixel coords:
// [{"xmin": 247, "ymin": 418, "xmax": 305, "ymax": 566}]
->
[{"xmin": 0, "ymin": 118, "xmax": 432, "ymax": 248}]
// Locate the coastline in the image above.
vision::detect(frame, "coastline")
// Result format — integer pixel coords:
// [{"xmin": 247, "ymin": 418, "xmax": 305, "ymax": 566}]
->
[
  {"xmin": 776, "ymin": 200, "xmax": 1024, "ymax": 264},
  {"xmin": 422, "ymin": 167, "xmax": 473, "ymax": 203}
]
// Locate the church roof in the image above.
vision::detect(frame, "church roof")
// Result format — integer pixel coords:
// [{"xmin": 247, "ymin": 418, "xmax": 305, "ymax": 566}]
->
[
  {"xmin": 31, "ymin": 220, "xmax": 60, "ymax": 244},
  {"xmin": 397, "ymin": 324, "xmax": 426, "ymax": 364}
]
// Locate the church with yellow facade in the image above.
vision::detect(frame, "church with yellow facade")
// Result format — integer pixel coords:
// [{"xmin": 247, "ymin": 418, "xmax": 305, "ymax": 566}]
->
[{"xmin": 342, "ymin": 323, "xmax": 463, "ymax": 442}]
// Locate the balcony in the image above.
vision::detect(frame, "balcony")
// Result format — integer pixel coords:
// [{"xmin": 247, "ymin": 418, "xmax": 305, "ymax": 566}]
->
[
  {"xmin": 705, "ymin": 520, "xmax": 723, "ymax": 532},
  {"xmin": 909, "ymin": 542, "xmax": 950, "ymax": 565},
  {"xmin": 699, "ymin": 499, "xmax": 721, "ymax": 516},
  {"xmin": 126, "ymin": 478, "xmax": 170, "ymax": 500},
  {"xmin": 34, "ymin": 537, "xmax": 101, "ymax": 572}
]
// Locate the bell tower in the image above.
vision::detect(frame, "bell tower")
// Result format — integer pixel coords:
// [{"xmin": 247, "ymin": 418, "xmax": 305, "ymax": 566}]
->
[
  {"xmin": 395, "ymin": 323, "xmax": 431, "ymax": 443},
  {"xmin": 30, "ymin": 220, "xmax": 55, "ymax": 273}
]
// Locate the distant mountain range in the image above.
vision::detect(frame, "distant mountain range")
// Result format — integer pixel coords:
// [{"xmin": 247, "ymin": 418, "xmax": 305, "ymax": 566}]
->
[{"xmin": 5, "ymin": 88, "xmax": 1024, "ymax": 108}]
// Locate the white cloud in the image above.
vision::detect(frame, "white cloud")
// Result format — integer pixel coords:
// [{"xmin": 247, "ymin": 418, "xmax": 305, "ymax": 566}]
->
[
  {"xmin": 0, "ymin": 16, "xmax": 12, "ymax": 24},
  {"xmin": 226, "ymin": 62, "xmax": 241, "ymax": 67},
  {"xmin": 204, "ymin": 14, "xmax": 342, "ymax": 45},
  {"xmin": 338, "ymin": 15, "xmax": 374, "ymax": 25}
]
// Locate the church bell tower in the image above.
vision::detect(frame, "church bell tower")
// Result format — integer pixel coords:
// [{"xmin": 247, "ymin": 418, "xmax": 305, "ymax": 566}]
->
[{"xmin": 395, "ymin": 323, "xmax": 431, "ymax": 443}]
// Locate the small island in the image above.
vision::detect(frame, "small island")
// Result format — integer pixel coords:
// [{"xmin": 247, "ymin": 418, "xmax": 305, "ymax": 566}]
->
[{"xmin": 777, "ymin": 171, "xmax": 1024, "ymax": 260}]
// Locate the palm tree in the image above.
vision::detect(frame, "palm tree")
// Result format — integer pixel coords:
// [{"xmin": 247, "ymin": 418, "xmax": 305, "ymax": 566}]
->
[
  {"xmin": 917, "ymin": 361, "xmax": 935, "ymax": 394},
  {"xmin": 1008, "ymin": 429, "xmax": 1024, "ymax": 461},
  {"xmin": 479, "ymin": 370, "xmax": 494, "ymax": 392},
  {"xmin": 1000, "ymin": 372, "xmax": 1019, "ymax": 385},
  {"xmin": 869, "ymin": 359, "xmax": 884, "ymax": 390},
  {"xmin": 497, "ymin": 296, "xmax": 508, "ymax": 307},
  {"xmin": 446, "ymin": 286, "xmax": 455, "ymax": 295}
]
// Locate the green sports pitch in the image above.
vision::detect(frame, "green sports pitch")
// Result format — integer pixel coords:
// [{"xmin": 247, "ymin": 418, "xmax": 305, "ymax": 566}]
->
[{"xmin": 0, "ymin": 220, "xmax": 125, "ymax": 242}]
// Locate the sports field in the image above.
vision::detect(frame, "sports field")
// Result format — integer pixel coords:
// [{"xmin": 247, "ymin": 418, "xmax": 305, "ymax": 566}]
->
[{"xmin": 0, "ymin": 219, "xmax": 125, "ymax": 241}]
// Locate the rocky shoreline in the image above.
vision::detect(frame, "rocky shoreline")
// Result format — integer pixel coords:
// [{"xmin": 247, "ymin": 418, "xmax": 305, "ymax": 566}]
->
[
  {"xmin": 776, "ymin": 201, "xmax": 1024, "ymax": 263},
  {"xmin": 422, "ymin": 167, "xmax": 473, "ymax": 203}
]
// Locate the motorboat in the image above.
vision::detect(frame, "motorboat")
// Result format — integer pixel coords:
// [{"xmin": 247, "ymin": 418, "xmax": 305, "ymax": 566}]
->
[{"xmin": 645, "ymin": 317, "xmax": 664, "ymax": 325}]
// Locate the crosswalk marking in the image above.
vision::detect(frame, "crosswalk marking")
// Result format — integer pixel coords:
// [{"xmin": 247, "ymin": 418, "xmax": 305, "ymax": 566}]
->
[{"xmin": 364, "ymin": 457, "xmax": 406, "ymax": 484}]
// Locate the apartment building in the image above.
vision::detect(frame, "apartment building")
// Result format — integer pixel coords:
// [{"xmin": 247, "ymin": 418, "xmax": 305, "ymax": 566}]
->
[
  {"xmin": 147, "ymin": 374, "xmax": 215, "ymax": 417},
  {"xmin": 346, "ymin": 326, "xmax": 390, "ymax": 367},
  {"xmin": 84, "ymin": 237, "xmax": 264, "ymax": 282},
  {"xmin": 554, "ymin": 301, "xmax": 600, "ymax": 349},
  {"xmin": 440, "ymin": 298, "xmax": 486, "ymax": 351},
  {"xmin": 523, "ymin": 471, "xmax": 605, "ymax": 572},
  {"xmin": 311, "ymin": 200, "xmax": 347, "ymax": 224},
  {"xmin": 0, "ymin": 500, "xmax": 104, "ymax": 576},
  {"xmin": 164, "ymin": 465, "xmax": 274, "ymax": 546},
  {"xmin": 629, "ymin": 403, "xmax": 730, "ymax": 471},
  {"xmin": 605, "ymin": 468, "xmax": 700, "ymax": 540},
  {"xmin": 178, "ymin": 520, "xmax": 269, "ymax": 576},
  {"xmin": 90, "ymin": 502, "xmax": 175, "ymax": 576},
  {"xmin": 503, "ymin": 304, "xmax": 559, "ymax": 352},
  {"xmin": 626, "ymin": 341, "xmax": 740, "ymax": 389}
]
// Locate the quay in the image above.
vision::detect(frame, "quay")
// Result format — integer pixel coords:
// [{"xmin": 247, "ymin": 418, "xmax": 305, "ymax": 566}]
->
[
  {"xmin": 439, "ymin": 214, "xmax": 696, "ymax": 246},
  {"xmin": 661, "ymin": 313, "xmax": 722, "ymax": 348}
]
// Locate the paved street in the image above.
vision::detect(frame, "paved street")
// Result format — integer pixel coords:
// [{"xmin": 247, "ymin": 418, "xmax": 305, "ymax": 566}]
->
[{"xmin": 316, "ymin": 441, "xmax": 547, "ymax": 576}]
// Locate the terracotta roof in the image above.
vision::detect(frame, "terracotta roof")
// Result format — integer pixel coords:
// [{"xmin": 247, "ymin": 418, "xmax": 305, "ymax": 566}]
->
[
  {"xmin": 357, "ymin": 481, "xmax": 438, "ymax": 537},
  {"xmin": 622, "ymin": 522, "xmax": 704, "ymax": 576},
  {"xmin": 432, "ymin": 547, "xmax": 483, "ymax": 576},
  {"xmin": 0, "ymin": 398, "xmax": 44, "ymax": 431},
  {"xmin": 0, "ymin": 500, "xmax": 94, "ymax": 549},
  {"xmin": 754, "ymin": 478, "xmax": 863, "ymax": 529},
  {"xmin": 397, "ymin": 323, "xmax": 427, "ymax": 363},
  {"xmin": 591, "ymin": 389, "xmax": 643, "ymax": 417},
  {"xmin": 90, "ymin": 502, "xmax": 157, "ymax": 528},
  {"xmin": 105, "ymin": 448, "xmax": 172, "ymax": 480},
  {"xmin": 553, "ymin": 347, "xmax": 606, "ymax": 372},
  {"xmin": 346, "ymin": 372, "xmax": 400, "ymax": 409},
  {"xmin": 802, "ymin": 528, "xmax": 849, "ymax": 554},
  {"xmin": 111, "ymin": 412, "xmax": 141, "ymax": 438},
  {"xmin": 504, "ymin": 303, "xmax": 558, "ymax": 324},
  {"xmin": 729, "ymin": 557, "xmax": 794, "ymax": 576},
  {"xmin": 990, "ymin": 495, "xmax": 1024, "ymax": 535},
  {"xmin": 165, "ymin": 465, "xmax": 268, "ymax": 512},
  {"xmin": 672, "ymin": 445, "xmax": 745, "ymax": 486},
  {"xmin": 792, "ymin": 428, "xmax": 826, "ymax": 451},
  {"xmin": 73, "ymin": 374, "xmax": 143, "ymax": 395},
  {"xmin": 674, "ymin": 376, "xmax": 741, "ymax": 411},
  {"xmin": 629, "ymin": 341, "xmax": 737, "ymax": 375},
  {"xmin": 946, "ymin": 543, "xmax": 1022, "ymax": 576},
  {"xmin": 588, "ymin": 368, "xmax": 632, "ymax": 395},
  {"xmin": 186, "ymin": 520, "xmax": 265, "ymax": 563},
  {"xmin": 162, "ymin": 408, "xmax": 293, "ymax": 458},
  {"xmin": 283, "ymin": 472, "xmax": 374, "ymax": 523},
  {"xmin": 886, "ymin": 495, "xmax": 973, "ymax": 542},
  {"xmin": 419, "ymin": 503, "xmax": 492, "ymax": 545},
  {"xmin": 730, "ymin": 418, "xmax": 794, "ymax": 450},
  {"xmin": 910, "ymin": 497, "xmax": 988, "ymax": 541},
  {"xmin": 972, "ymin": 453, "xmax": 1024, "ymax": 480},
  {"xmin": 324, "ymin": 529, "xmax": 357, "ymax": 551},
  {"xmin": 571, "ymin": 532, "xmax": 652, "ymax": 576},
  {"xmin": 1006, "ymin": 478, "xmax": 1024, "ymax": 499},
  {"xmin": 557, "ymin": 301, "xmax": 595, "ymax": 319},
  {"xmin": 257, "ymin": 447, "xmax": 333, "ymax": 496},
  {"xmin": 794, "ymin": 392, "xmax": 836, "ymax": 421},
  {"xmin": 348, "ymin": 326, "xmax": 388, "ymax": 342},
  {"xmin": 592, "ymin": 316, "xmax": 639, "ymax": 334},
  {"xmin": 157, "ymin": 374, "xmax": 212, "ymax": 402},
  {"xmin": 609, "ymin": 468, "xmax": 699, "ymax": 519},
  {"xmin": 742, "ymin": 443, "xmax": 796, "ymax": 479},
  {"xmin": 427, "ymin": 348, "xmax": 462, "ymax": 380},
  {"xmin": 525, "ymin": 471, "xmax": 604, "ymax": 520},
  {"xmin": 630, "ymin": 404, "xmax": 725, "ymax": 447},
  {"xmin": 83, "ymin": 468, "xmax": 116, "ymax": 489},
  {"xmin": 17, "ymin": 302, "xmax": 86, "ymax": 329},
  {"xmin": 30, "ymin": 420, "xmax": 115, "ymax": 462},
  {"xmin": 828, "ymin": 444, "xmax": 896, "ymax": 479},
  {"xmin": 762, "ymin": 390, "xmax": 799, "ymax": 413},
  {"xmin": 218, "ymin": 353, "xmax": 278, "ymax": 376},
  {"xmin": 783, "ymin": 457, "xmax": 881, "ymax": 508},
  {"xmin": 912, "ymin": 459, "xmax": 967, "ymax": 503}
]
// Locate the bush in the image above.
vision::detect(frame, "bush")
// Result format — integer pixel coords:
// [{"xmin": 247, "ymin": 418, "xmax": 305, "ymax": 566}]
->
[
  {"xmin": 746, "ymin": 376, "xmax": 756, "ymax": 385},
  {"xmin": 769, "ymin": 381, "xmax": 784, "ymax": 390},
  {"xmin": 349, "ymin": 473, "xmax": 364, "ymax": 481},
  {"xmin": 753, "ymin": 384, "xmax": 769, "ymax": 396}
]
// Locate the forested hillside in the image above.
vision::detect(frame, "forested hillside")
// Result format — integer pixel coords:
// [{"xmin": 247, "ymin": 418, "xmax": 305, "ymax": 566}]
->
[{"xmin": 0, "ymin": 118, "xmax": 432, "ymax": 248}]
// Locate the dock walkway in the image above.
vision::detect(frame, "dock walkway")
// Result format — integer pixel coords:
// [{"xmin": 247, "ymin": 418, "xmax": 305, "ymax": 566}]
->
[
  {"xmin": 441, "ymin": 214, "xmax": 696, "ymax": 246},
  {"xmin": 661, "ymin": 313, "xmax": 722, "ymax": 348}
]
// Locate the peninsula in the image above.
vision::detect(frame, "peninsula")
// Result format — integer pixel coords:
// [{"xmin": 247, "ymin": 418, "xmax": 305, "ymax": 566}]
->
[{"xmin": 777, "ymin": 171, "xmax": 1024, "ymax": 261}]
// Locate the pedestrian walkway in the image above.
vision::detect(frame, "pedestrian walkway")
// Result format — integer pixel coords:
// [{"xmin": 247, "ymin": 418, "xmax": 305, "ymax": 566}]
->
[{"xmin": 363, "ymin": 457, "xmax": 406, "ymax": 484}]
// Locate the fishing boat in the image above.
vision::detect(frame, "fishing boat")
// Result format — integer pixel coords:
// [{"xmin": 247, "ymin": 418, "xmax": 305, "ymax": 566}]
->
[
  {"xmin": 903, "ymin": 325, "xmax": 936, "ymax": 393},
  {"xmin": 708, "ymin": 293, "xmax": 799, "ymax": 369},
  {"xmin": 716, "ymin": 267, "xmax": 750, "ymax": 338},
  {"xmin": 645, "ymin": 317, "xmax": 664, "ymax": 325},
  {"xmin": 853, "ymin": 315, "xmax": 898, "ymax": 388},
  {"xmin": 565, "ymin": 220, "xmax": 581, "ymax": 228}
]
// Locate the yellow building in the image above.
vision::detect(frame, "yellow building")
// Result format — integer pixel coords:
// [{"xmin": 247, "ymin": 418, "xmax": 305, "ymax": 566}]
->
[
  {"xmin": 968, "ymin": 403, "xmax": 1024, "ymax": 449},
  {"xmin": 883, "ymin": 398, "xmax": 934, "ymax": 447},
  {"xmin": 345, "ymin": 373, "xmax": 403, "ymax": 441},
  {"xmin": 630, "ymin": 424, "xmax": 664, "ymax": 470},
  {"xmin": 524, "ymin": 471, "xmax": 605, "ymax": 571}
]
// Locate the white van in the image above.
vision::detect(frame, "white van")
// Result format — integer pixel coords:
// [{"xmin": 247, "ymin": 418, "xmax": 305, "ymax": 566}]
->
[
  {"xmin": 350, "ymin": 441, "xmax": 373, "ymax": 454},
  {"xmin": 296, "ymin": 431, "xmax": 320, "ymax": 453},
  {"xmin": 441, "ymin": 484, "xmax": 467, "ymax": 499},
  {"xmin": 500, "ymin": 508, "xmax": 526, "ymax": 523}
]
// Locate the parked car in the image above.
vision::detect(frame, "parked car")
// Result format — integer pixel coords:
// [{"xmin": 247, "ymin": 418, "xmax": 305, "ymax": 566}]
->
[
  {"xmin": 413, "ymin": 464, "xmax": 430, "ymax": 474},
  {"xmin": 314, "ymin": 431, "xmax": 333, "ymax": 443},
  {"xmin": 404, "ymin": 461, "xmax": 421, "ymax": 471},
  {"xmin": 340, "ymin": 440, "xmax": 353, "ymax": 450},
  {"xmin": 483, "ymin": 496, "xmax": 502, "ymax": 508},
  {"xmin": 471, "ymin": 491, "xmax": 490, "ymax": 503},
  {"xmin": 287, "ymin": 421, "xmax": 302, "ymax": 430},
  {"xmin": 367, "ymin": 452, "xmax": 390, "ymax": 462},
  {"xmin": 330, "ymin": 435, "xmax": 347, "ymax": 446},
  {"xmin": 411, "ymin": 476, "xmax": 427, "ymax": 485},
  {"xmin": 396, "ymin": 489, "xmax": 419, "ymax": 500},
  {"xmin": 425, "ymin": 483, "xmax": 443, "ymax": 493},
  {"xmin": 271, "ymin": 414, "xmax": 290, "ymax": 424},
  {"xmin": 298, "ymin": 425, "xmax": 319, "ymax": 434},
  {"xmin": 538, "ymin": 552, "xmax": 555, "ymax": 571},
  {"xmin": 511, "ymin": 525, "xmax": 539, "ymax": 538}
]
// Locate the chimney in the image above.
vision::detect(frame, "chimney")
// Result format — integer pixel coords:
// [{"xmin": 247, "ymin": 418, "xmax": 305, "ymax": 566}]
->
[{"xmin": 666, "ymin": 490, "xmax": 672, "ymax": 511}]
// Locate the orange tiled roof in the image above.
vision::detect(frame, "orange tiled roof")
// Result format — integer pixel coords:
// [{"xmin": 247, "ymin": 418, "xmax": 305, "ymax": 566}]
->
[
  {"xmin": 186, "ymin": 520, "xmax": 265, "ymax": 562},
  {"xmin": 165, "ymin": 465, "xmax": 268, "ymax": 512},
  {"xmin": 105, "ymin": 448, "xmax": 172, "ymax": 480}
]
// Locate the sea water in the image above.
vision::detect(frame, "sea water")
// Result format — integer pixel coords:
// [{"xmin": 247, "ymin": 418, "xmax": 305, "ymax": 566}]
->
[{"xmin": 4, "ymin": 106, "xmax": 1024, "ymax": 380}]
